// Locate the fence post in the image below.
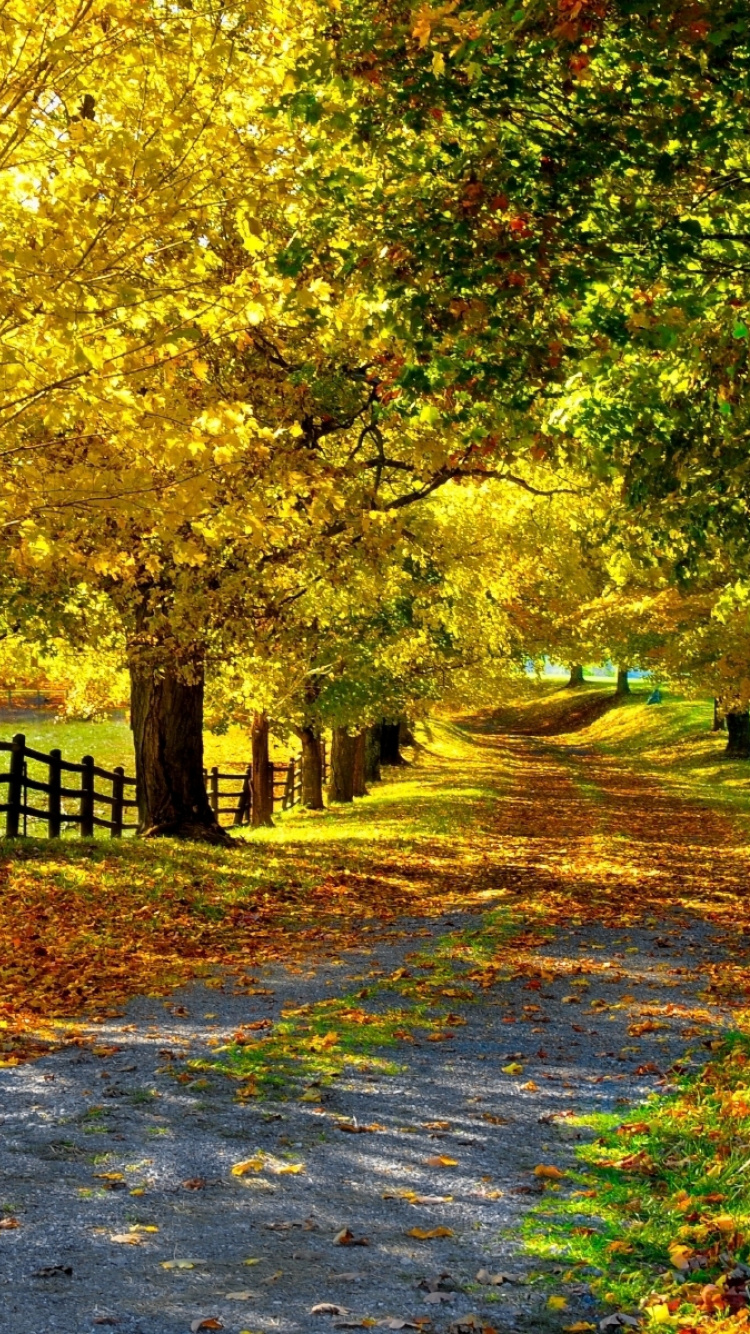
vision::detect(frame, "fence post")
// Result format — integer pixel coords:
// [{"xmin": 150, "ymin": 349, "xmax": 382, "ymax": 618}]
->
[
  {"xmin": 233, "ymin": 765, "xmax": 251, "ymax": 826},
  {"xmin": 283, "ymin": 757, "xmax": 295, "ymax": 810},
  {"xmin": 111, "ymin": 767, "xmax": 124, "ymax": 838},
  {"xmin": 6, "ymin": 733, "xmax": 25, "ymax": 838},
  {"xmin": 48, "ymin": 748, "xmax": 62, "ymax": 839},
  {"xmin": 210, "ymin": 766, "xmax": 219, "ymax": 819},
  {"xmin": 81, "ymin": 755, "xmax": 95, "ymax": 837}
]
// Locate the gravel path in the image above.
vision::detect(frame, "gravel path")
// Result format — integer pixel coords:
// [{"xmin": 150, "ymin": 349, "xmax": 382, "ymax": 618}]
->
[{"xmin": 0, "ymin": 731, "xmax": 738, "ymax": 1334}]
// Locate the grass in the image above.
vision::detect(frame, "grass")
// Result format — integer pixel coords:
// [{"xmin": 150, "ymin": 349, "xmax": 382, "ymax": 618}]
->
[
  {"xmin": 197, "ymin": 905, "xmax": 518, "ymax": 1098},
  {"xmin": 0, "ymin": 720, "xmax": 516, "ymax": 1057},
  {"xmin": 524, "ymin": 1035, "xmax": 750, "ymax": 1330},
  {"xmin": 0, "ymin": 714, "xmax": 298, "ymax": 838}
]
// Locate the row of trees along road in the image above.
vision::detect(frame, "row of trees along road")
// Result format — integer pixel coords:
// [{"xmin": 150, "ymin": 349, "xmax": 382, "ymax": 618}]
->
[{"xmin": 1, "ymin": 0, "xmax": 749, "ymax": 836}]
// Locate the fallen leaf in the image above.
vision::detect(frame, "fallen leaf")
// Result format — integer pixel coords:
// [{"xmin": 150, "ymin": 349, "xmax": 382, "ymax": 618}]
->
[
  {"xmin": 312, "ymin": 1304, "xmax": 350, "ymax": 1315},
  {"xmin": 182, "ymin": 1178, "xmax": 207, "ymax": 1190},
  {"xmin": 161, "ymin": 1259, "xmax": 206, "ymax": 1270},
  {"xmin": 425, "ymin": 1155, "xmax": 458, "ymax": 1167},
  {"xmin": 502, "ymin": 1062, "xmax": 524, "ymax": 1074},
  {"xmin": 520, "ymin": 1080, "xmax": 539, "ymax": 1092},
  {"xmin": 231, "ymin": 1156, "xmax": 265, "ymax": 1176},
  {"xmin": 190, "ymin": 1322, "xmax": 224, "ymax": 1333},
  {"xmin": 225, "ymin": 1291, "xmax": 257, "ymax": 1300},
  {"xmin": 548, "ymin": 1296, "xmax": 568, "ymax": 1311},
  {"xmin": 406, "ymin": 1227, "xmax": 454, "ymax": 1239},
  {"xmin": 533, "ymin": 1165, "xmax": 565, "ymax": 1180},
  {"xmin": 110, "ymin": 1233, "xmax": 142, "ymax": 1245},
  {"xmin": 424, "ymin": 1292, "xmax": 456, "ymax": 1305},
  {"xmin": 0, "ymin": 1217, "xmax": 21, "ymax": 1229},
  {"xmin": 334, "ymin": 1229, "xmax": 369, "ymax": 1247},
  {"xmin": 243, "ymin": 1257, "xmax": 261, "ymax": 1265},
  {"xmin": 564, "ymin": 1324, "xmax": 596, "ymax": 1332},
  {"xmin": 668, "ymin": 1243, "xmax": 693, "ymax": 1270}
]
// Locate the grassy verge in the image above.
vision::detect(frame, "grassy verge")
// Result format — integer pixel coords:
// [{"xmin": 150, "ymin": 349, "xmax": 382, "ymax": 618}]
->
[
  {"xmin": 0, "ymin": 721, "xmax": 514, "ymax": 1058},
  {"xmin": 525, "ymin": 1036, "xmax": 750, "ymax": 1331}
]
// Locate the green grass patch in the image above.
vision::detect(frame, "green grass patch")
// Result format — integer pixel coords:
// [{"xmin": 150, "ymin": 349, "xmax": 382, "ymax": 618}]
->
[
  {"xmin": 195, "ymin": 905, "xmax": 520, "ymax": 1097},
  {"xmin": 524, "ymin": 1035, "xmax": 750, "ymax": 1328}
]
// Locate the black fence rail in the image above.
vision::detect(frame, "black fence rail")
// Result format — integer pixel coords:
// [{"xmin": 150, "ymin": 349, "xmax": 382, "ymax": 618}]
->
[
  {"xmin": 204, "ymin": 742, "xmax": 327, "ymax": 827},
  {"xmin": 0, "ymin": 734, "xmax": 327, "ymax": 839},
  {"xmin": 0, "ymin": 733, "xmax": 138, "ymax": 838}
]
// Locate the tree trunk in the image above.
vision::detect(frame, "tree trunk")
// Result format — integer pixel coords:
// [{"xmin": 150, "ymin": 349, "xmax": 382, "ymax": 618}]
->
[
  {"xmin": 353, "ymin": 730, "xmax": 368, "ymax": 797},
  {"xmin": 129, "ymin": 659, "xmax": 227, "ymax": 841},
  {"xmin": 300, "ymin": 725, "xmax": 324, "ymax": 809},
  {"xmin": 364, "ymin": 725, "xmax": 381, "ymax": 784},
  {"xmin": 615, "ymin": 667, "xmax": 630, "ymax": 696},
  {"xmin": 713, "ymin": 698, "xmax": 726, "ymax": 732},
  {"xmin": 725, "ymin": 710, "xmax": 750, "ymax": 758},
  {"xmin": 566, "ymin": 664, "xmax": 585, "ymax": 687},
  {"xmin": 380, "ymin": 720, "xmax": 405, "ymax": 766},
  {"xmin": 328, "ymin": 727, "xmax": 356, "ymax": 802},
  {"xmin": 251, "ymin": 712, "xmax": 274, "ymax": 827},
  {"xmin": 399, "ymin": 715, "xmax": 416, "ymax": 748}
]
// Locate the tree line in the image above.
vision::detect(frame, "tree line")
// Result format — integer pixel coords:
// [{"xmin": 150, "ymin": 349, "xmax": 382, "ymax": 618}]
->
[{"xmin": 1, "ymin": 0, "xmax": 748, "ymax": 837}]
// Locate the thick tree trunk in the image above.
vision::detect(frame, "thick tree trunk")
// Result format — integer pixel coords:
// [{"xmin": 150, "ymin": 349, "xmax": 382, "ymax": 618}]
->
[
  {"xmin": 328, "ymin": 727, "xmax": 356, "ymax": 802},
  {"xmin": 566, "ymin": 664, "xmax": 585, "ymax": 687},
  {"xmin": 129, "ymin": 659, "xmax": 227, "ymax": 841},
  {"xmin": 251, "ymin": 712, "xmax": 274, "ymax": 827},
  {"xmin": 364, "ymin": 725, "xmax": 381, "ymax": 784},
  {"xmin": 380, "ymin": 720, "xmax": 405, "ymax": 766},
  {"xmin": 713, "ymin": 698, "xmax": 726, "ymax": 732},
  {"xmin": 353, "ymin": 730, "xmax": 368, "ymax": 797},
  {"xmin": 300, "ymin": 726, "xmax": 324, "ymax": 809},
  {"xmin": 725, "ymin": 710, "xmax": 750, "ymax": 758},
  {"xmin": 399, "ymin": 715, "xmax": 416, "ymax": 748},
  {"xmin": 615, "ymin": 667, "xmax": 630, "ymax": 696}
]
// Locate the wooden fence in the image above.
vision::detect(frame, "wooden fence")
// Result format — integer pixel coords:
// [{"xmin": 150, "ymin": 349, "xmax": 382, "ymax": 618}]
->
[{"xmin": 0, "ymin": 734, "xmax": 326, "ymax": 839}]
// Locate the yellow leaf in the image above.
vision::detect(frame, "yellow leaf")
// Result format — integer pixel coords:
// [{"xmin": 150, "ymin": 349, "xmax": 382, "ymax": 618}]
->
[
  {"xmin": 548, "ymin": 1296, "xmax": 568, "ymax": 1311},
  {"xmin": 503, "ymin": 1062, "xmax": 524, "ymax": 1075},
  {"xmin": 425, "ymin": 1155, "xmax": 458, "ymax": 1167},
  {"xmin": 275, "ymin": 1163, "xmax": 304, "ymax": 1175},
  {"xmin": 232, "ymin": 1156, "xmax": 265, "ymax": 1176},
  {"xmin": 533, "ymin": 1165, "xmax": 565, "ymax": 1180},
  {"xmin": 520, "ymin": 1080, "xmax": 539, "ymax": 1092},
  {"xmin": 94, "ymin": 1172, "xmax": 124, "ymax": 1181},
  {"xmin": 605, "ymin": 1241, "xmax": 633, "ymax": 1255},
  {"xmin": 309, "ymin": 1031, "xmax": 339, "ymax": 1051},
  {"xmin": 564, "ymin": 1324, "xmax": 596, "ymax": 1332},
  {"xmin": 648, "ymin": 1305, "xmax": 672, "ymax": 1324},
  {"xmin": 191, "ymin": 359, "xmax": 209, "ymax": 381},
  {"xmin": 405, "ymin": 1226, "xmax": 454, "ymax": 1240},
  {"xmin": 667, "ymin": 1243, "xmax": 692, "ymax": 1270},
  {"xmin": 432, "ymin": 52, "xmax": 445, "ymax": 75}
]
